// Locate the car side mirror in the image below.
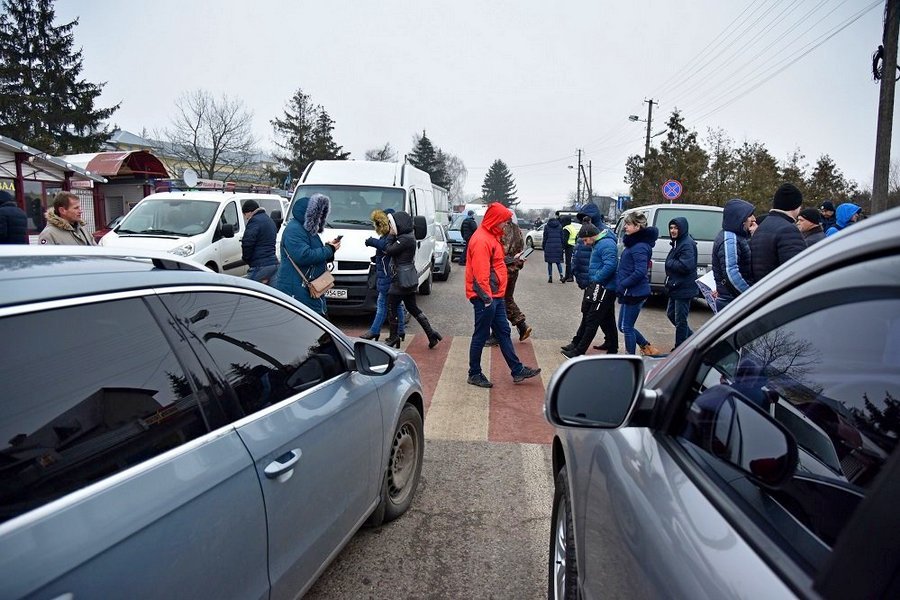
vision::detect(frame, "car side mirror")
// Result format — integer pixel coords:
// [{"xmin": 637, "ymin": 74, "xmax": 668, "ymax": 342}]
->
[
  {"xmin": 271, "ymin": 210, "xmax": 283, "ymax": 228},
  {"xmin": 354, "ymin": 339, "xmax": 395, "ymax": 376},
  {"xmin": 221, "ymin": 223, "xmax": 235, "ymax": 238},
  {"xmin": 413, "ymin": 215, "xmax": 427, "ymax": 241},
  {"xmin": 682, "ymin": 385, "xmax": 798, "ymax": 488},
  {"xmin": 546, "ymin": 356, "xmax": 647, "ymax": 428}
]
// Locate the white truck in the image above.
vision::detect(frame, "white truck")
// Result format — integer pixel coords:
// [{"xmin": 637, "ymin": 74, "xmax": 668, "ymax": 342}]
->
[{"xmin": 280, "ymin": 160, "xmax": 437, "ymax": 314}]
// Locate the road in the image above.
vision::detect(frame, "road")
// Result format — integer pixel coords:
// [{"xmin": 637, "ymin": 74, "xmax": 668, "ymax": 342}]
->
[{"xmin": 307, "ymin": 250, "xmax": 713, "ymax": 598}]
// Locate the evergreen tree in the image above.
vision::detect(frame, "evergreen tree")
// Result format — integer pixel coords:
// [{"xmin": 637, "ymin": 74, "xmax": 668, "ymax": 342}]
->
[
  {"xmin": 0, "ymin": 0, "xmax": 118, "ymax": 154},
  {"xmin": 733, "ymin": 141, "xmax": 780, "ymax": 211},
  {"xmin": 807, "ymin": 154, "xmax": 855, "ymax": 204},
  {"xmin": 656, "ymin": 109, "xmax": 708, "ymax": 204},
  {"xmin": 271, "ymin": 87, "xmax": 348, "ymax": 182},
  {"xmin": 311, "ymin": 108, "xmax": 350, "ymax": 162},
  {"xmin": 701, "ymin": 128, "xmax": 737, "ymax": 206},
  {"xmin": 481, "ymin": 159, "xmax": 518, "ymax": 208},
  {"xmin": 408, "ymin": 130, "xmax": 449, "ymax": 188}
]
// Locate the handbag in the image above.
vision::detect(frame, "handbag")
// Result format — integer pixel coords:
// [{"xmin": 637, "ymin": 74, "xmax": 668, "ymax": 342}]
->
[
  {"xmin": 395, "ymin": 262, "xmax": 418, "ymax": 291},
  {"xmin": 367, "ymin": 264, "xmax": 377, "ymax": 290},
  {"xmin": 283, "ymin": 245, "xmax": 335, "ymax": 299}
]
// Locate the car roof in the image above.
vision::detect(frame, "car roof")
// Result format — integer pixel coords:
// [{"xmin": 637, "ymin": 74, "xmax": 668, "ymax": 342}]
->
[
  {"xmin": 620, "ymin": 203, "xmax": 723, "ymax": 214},
  {"xmin": 140, "ymin": 191, "xmax": 286, "ymax": 203},
  {"xmin": 0, "ymin": 247, "xmax": 269, "ymax": 309}
]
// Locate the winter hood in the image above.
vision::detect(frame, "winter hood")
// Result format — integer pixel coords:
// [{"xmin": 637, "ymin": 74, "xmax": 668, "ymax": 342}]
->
[
  {"xmin": 835, "ymin": 203, "xmax": 861, "ymax": 228},
  {"xmin": 371, "ymin": 209, "xmax": 390, "ymax": 236},
  {"xmin": 291, "ymin": 193, "xmax": 330, "ymax": 234},
  {"xmin": 623, "ymin": 225, "xmax": 659, "ymax": 247},
  {"xmin": 668, "ymin": 216, "xmax": 690, "ymax": 244},
  {"xmin": 391, "ymin": 210, "xmax": 414, "ymax": 235},
  {"xmin": 722, "ymin": 198, "xmax": 755, "ymax": 236},
  {"xmin": 576, "ymin": 202, "xmax": 604, "ymax": 226},
  {"xmin": 481, "ymin": 203, "xmax": 513, "ymax": 237},
  {"xmin": 44, "ymin": 208, "xmax": 83, "ymax": 232}
]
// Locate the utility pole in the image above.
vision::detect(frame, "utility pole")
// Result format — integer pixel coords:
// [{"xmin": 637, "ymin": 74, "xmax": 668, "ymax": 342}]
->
[
  {"xmin": 643, "ymin": 99, "xmax": 657, "ymax": 162},
  {"xmin": 588, "ymin": 160, "xmax": 593, "ymax": 200},
  {"xmin": 576, "ymin": 148, "xmax": 583, "ymax": 205},
  {"xmin": 873, "ymin": 0, "xmax": 899, "ymax": 214}
]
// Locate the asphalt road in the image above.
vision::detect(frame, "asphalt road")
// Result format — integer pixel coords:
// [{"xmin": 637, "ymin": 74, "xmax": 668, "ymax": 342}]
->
[{"xmin": 307, "ymin": 250, "xmax": 713, "ymax": 599}]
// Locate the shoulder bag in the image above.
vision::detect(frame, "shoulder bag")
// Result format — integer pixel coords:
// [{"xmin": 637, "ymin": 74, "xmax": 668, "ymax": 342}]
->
[
  {"xmin": 283, "ymin": 245, "xmax": 335, "ymax": 299},
  {"xmin": 395, "ymin": 262, "xmax": 418, "ymax": 291}
]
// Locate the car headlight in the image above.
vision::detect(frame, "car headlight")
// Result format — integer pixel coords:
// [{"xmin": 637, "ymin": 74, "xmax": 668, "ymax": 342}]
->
[{"xmin": 169, "ymin": 242, "xmax": 195, "ymax": 257}]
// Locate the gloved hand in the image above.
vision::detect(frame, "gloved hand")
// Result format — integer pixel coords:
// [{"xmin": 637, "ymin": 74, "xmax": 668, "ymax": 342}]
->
[{"xmin": 364, "ymin": 237, "xmax": 376, "ymax": 247}]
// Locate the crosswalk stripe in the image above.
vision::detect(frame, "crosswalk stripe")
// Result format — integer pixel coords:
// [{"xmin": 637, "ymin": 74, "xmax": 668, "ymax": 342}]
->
[
  {"xmin": 423, "ymin": 335, "xmax": 491, "ymax": 442},
  {"xmin": 487, "ymin": 339, "xmax": 554, "ymax": 444},
  {"xmin": 402, "ymin": 332, "xmax": 452, "ymax": 414}
]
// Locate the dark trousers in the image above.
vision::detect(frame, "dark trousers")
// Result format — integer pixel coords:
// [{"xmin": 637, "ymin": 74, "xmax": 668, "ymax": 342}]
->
[
  {"xmin": 563, "ymin": 245, "xmax": 574, "ymax": 281},
  {"xmin": 666, "ymin": 296, "xmax": 693, "ymax": 347},
  {"xmin": 469, "ymin": 298, "xmax": 524, "ymax": 377},
  {"xmin": 504, "ymin": 269, "xmax": 525, "ymax": 325},
  {"xmin": 388, "ymin": 291, "xmax": 423, "ymax": 325},
  {"xmin": 570, "ymin": 287, "xmax": 618, "ymax": 354},
  {"xmin": 458, "ymin": 242, "xmax": 468, "ymax": 265}
]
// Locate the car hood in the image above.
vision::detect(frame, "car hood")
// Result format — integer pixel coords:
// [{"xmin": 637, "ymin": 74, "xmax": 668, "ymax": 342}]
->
[{"xmin": 101, "ymin": 231, "xmax": 201, "ymax": 250}]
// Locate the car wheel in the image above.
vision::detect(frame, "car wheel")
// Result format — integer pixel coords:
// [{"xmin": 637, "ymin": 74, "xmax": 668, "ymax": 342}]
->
[
  {"xmin": 419, "ymin": 267, "xmax": 433, "ymax": 295},
  {"xmin": 384, "ymin": 403, "xmax": 424, "ymax": 522},
  {"xmin": 548, "ymin": 466, "xmax": 578, "ymax": 600},
  {"xmin": 527, "ymin": 237, "xmax": 534, "ymax": 249},
  {"xmin": 205, "ymin": 262, "xmax": 219, "ymax": 272}
]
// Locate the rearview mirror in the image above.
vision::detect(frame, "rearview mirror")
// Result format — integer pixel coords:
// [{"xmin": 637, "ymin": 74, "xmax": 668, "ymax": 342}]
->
[
  {"xmin": 271, "ymin": 210, "xmax": 283, "ymax": 228},
  {"xmin": 682, "ymin": 385, "xmax": 798, "ymax": 488},
  {"xmin": 413, "ymin": 215, "xmax": 427, "ymax": 241},
  {"xmin": 354, "ymin": 339, "xmax": 394, "ymax": 376},
  {"xmin": 221, "ymin": 223, "xmax": 235, "ymax": 238},
  {"xmin": 546, "ymin": 356, "xmax": 645, "ymax": 428}
]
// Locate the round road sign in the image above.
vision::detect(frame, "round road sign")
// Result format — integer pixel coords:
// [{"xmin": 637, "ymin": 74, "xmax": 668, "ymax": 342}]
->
[{"xmin": 662, "ymin": 179, "xmax": 683, "ymax": 201}]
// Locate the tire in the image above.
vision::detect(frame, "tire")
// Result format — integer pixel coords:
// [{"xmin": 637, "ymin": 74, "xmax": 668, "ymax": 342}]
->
[
  {"xmin": 526, "ymin": 237, "xmax": 534, "ymax": 249},
  {"xmin": 548, "ymin": 466, "xmax": 578, "ymax": 600},
  {"xmin": 205, "ymin": 262, "xmax": 219, "ymax": 272},
  {"xmin": 383, "ymin": 404, "xmax": 424, "ymax": 523},
  {"xmin": 419, "ymin": 266, "xmax": 433, "ymax": 295}
]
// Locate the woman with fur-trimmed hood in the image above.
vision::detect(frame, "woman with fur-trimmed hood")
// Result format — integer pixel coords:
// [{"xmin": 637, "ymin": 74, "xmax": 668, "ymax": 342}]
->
[
  {"xmin": 276, "ymin": 194, "xmax": 341, "ymax": 316},
  {"xmin": 362, "ymin": 209, "xmax": 406, "ymax": 340}
]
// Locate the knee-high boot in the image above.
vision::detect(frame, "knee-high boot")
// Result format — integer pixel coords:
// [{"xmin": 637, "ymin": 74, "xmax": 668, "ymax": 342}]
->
[
  {"xmin": 384, "ymin": 317, "xmax": 401, "ymax": 348},
  {"xmin": 415, "ymin": 314, "xmax": 443, "ymax": 349}
]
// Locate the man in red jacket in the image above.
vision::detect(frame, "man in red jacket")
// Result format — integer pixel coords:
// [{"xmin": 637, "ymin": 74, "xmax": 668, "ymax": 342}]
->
[{"xmin": 465, "ymin": 202, "xmax": 541, "ymax": 388}]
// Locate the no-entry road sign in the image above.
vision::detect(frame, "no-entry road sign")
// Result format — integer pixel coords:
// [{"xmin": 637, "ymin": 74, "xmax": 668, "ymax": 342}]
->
[{"xmin": 662, "ymin": 179, "xmax": 682, "ymax": 202}]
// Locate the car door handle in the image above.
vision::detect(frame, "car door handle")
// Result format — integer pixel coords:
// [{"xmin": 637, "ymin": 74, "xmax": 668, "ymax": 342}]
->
[{"xmin": 264, "ymin": 448, "xmax": 302, "ymax": 481}]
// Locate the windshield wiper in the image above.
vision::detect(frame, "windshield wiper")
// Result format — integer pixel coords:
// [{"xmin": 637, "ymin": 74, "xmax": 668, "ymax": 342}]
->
[
  {"xmin": 116, "ymin": 228, "xmax": 139, "ymax": 234},
  {"xmin": 332, "ymin": 219, "xmax": 372, "ymax": 226},
  {"xmin": 140, "ymin": 229, "xmax": 182, "ymax": 236}
]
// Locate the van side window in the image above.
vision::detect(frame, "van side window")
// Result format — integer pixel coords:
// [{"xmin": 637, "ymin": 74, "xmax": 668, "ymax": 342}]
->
[
  {"xmin": 0, "ymin": 298, "xmax": 208, "ymax": 523},
  {"xmin": 222, "ymin": 201, "xmax": 240, "ymax": 231},
  {"xmin": 409, "ymin": 189, "xmax": 418, "ymax": 216}
]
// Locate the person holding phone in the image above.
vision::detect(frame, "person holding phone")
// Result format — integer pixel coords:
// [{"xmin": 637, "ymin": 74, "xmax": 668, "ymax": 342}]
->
[
  {"xmin": 362, "ymin": 209, "xmax": 405, "ymax": 342},
  {"xmin": 500, "ymin": 218, "xmax": 533, "ymax": 342}
]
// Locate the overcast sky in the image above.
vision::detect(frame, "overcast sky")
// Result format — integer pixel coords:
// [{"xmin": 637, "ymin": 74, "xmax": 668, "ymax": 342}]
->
[{"xmin": 57, "ymin": 0, "xmax": 895, "ymax": 208}]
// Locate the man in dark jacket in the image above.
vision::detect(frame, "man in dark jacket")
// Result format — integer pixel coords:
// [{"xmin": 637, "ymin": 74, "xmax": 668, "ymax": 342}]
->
[
  {"xmin": 750, "ymin": 183, "xmax": 807, "ymax": 282},
  {"xmin": 241, "ymin": 200, "xmax": 279, "ymax": 286},
  {"xmin": 459, "ymin": 210, "xmax": 478, "ymax": 266},
  {"xmin": 797, "ymin": 208, "xmax": 826, "ymax": 246},
  {"xmin": 665, "ymin": 217, "xmax": 699, "ymax": 348},
  {"xmin": 0, "ymin": 190, "xmax": 28, "ymax": 244},
  {"xmin": 818, "ymin": 200, "xmax": 837, "ymax": 232}
]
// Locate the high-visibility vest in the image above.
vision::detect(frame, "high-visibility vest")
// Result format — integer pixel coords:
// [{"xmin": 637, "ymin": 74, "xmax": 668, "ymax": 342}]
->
[{"xmin": 564, "ymin": 223, "xmax": 579, "ymax": 245}]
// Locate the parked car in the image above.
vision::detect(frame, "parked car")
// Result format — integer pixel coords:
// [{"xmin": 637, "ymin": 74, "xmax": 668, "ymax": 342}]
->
[
  {"xmin": 0, "ymin": 246, "xmax": 425, "ymax": 599},
  {"xmin": 546, "ymin": 206, "xmax": 900, "ymax": 599},
  {"xmin": 614, "ymin": 203, "xmax": 724, "ymax": 295},
  {"xmin": 447, "ymin": 212, "xmax": 483, "ymax": 262},
  {"xmin": 525, "ymin": 223, "xmax": 544, "ymax": 249},
  {"xmin": 432, "ymin": 223, "xmax": 451, "ymax": 281},
  {"xmin": 91, "ymin": 215, "xmax": 123, "ymax": 243}
]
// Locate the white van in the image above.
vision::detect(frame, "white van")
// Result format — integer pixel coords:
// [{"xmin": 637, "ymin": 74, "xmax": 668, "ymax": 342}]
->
[
  {"xmin": 280, "ymin": 160, "xmax": 436, "ymax": 313},
  {"xmin": 101, "ymin": 191, "xmax": 288, "ymax": 275},
  {"xmin": 614, "ymin": 203, "xmax": 724, "ymax": 295}
]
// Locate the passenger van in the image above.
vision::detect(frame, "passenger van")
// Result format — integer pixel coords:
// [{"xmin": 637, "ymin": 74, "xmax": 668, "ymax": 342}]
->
[
  {"xmin": 614, "ymin": 203, "xmax": 724, "ymax": 294},
  {"xmin": 281, "ymin": 160, "xmax": 436, "ymax": 313},
  {"xmin": 101, "ymin": 191, "xmax": 288, "ymax": 275}
]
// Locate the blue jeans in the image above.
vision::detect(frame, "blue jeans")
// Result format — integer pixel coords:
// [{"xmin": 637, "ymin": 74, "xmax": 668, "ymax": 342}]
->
[
  {"xmin": 369, "ymin": 290, "xmax": 405, "ymax": 336},
  {"xmin": 546, "ymin": 263, "xmax": 563, "ymax": 279},
  {"xmin": 246, "ymin": 264, "xmax": 279, "ymax": 287},
  {"xmin": 666, "ymin": 297, "xmax": 693, "ymax": 348},
  {"xmin": 617, "ymin": 300, "xmax": 649, "ymax": 354},
  {"xmin": 469, "ymin": 298, "xmax": 524, "ymax": 377}
]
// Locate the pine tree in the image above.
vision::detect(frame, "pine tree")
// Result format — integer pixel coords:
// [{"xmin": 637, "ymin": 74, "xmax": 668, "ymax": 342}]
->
[
  {"xmin": 271, "ymin": 88, "xmax": 319, "ymax": 181},
  {"xmin": 481, "ymin": 159, "xmax": 518, "ymax": 208},
  {"xmin": 0, "ymin": 0, "xmax": 118, "ymax": 154},
  {"xmin": 807, "ymin": 154, "xmax": 855, "ymax": 204},
  {"xmin": 408, "ymin": 130, "xmax": 449, "ymax": 188},
  {"xmin": 311, "ymin": 108, "xmax": 350, "ymax": 162},
  {"xmin": 656, "ymin": 109, "xmax": 708, "ymax": 204}
]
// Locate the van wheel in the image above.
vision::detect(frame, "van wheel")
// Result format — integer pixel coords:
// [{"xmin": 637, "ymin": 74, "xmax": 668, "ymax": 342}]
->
[
  {"xmin": 526, "ymin": 237, "xmax": 534, "ymax": 249},
  {"xmin": 419, "ymin": 267, "xmax": 433, "ymax": 295},
  {"xmin": 205, "ymin": 262, "xmax": 219, "ymax": 272}
]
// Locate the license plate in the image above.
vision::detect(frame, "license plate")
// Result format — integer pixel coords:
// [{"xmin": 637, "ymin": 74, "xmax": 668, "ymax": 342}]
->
[{"xmin": 324, "ymin": 288, "xmax": 348, "ymax": 299}]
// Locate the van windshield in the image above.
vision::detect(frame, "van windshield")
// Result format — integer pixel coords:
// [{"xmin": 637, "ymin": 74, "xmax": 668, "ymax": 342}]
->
[
  {"xmin": 254, "ymin": 198, "xmax": 284, "ymax": 217},
  {"xmin": 117, "ymin": 199, "xmax": 219, "ymax": 236},
  {"xmin": 654, "ymin": 208, "xmax": 723, "ymax": 242},
  {"xmin": 291, "ymin": 185, "xmax": 405, "ymax": 229}
]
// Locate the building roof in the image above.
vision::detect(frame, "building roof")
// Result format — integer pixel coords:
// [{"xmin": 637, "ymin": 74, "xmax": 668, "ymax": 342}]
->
[
  {"xmin": 59, "ymin": 151, "xmax": 169, "ymax": 178},
  {"xmin": 0, "ymin": 134, "xmax": 107, "ymax": 183}
]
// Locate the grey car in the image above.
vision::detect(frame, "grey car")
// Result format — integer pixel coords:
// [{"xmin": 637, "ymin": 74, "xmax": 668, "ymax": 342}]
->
[
  {"xmin": 0, "ymin": 247, "xmax": 425, "ymax": 599},
  {"xmin": 546, "ymin": 207, "xmax": 900, "ymax": 599}
]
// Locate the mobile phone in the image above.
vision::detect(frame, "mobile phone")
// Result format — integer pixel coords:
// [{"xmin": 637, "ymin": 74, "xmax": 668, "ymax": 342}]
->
[
  {"xmin": 519, "ymin": 246, "xmax": 534, "ymax": 259},
  {"xmin": 335, "ymin": 235, "xmax": 344, "ymax": 241}
]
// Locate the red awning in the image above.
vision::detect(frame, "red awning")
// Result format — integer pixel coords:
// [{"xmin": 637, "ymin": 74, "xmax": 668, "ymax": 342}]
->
[{"xmin": 82, "ymin": 151, "xmax": 169, "ymax": 178}]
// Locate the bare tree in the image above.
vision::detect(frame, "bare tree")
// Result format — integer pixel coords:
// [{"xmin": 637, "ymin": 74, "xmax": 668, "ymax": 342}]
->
[
  {"xmin": 160, "ymin": 90, "xmax": 257, "ymax": 180},
  {"xmin": 364, "ymin": 142, "xmax": 397, "ymax": 162},
  {"xmin": 439, "ymin": 150, "xmax": 468, "ymax": 202}
]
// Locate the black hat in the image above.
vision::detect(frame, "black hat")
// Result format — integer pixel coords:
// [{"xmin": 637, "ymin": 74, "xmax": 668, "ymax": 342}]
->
[
  {"xmin": 798, "ymin": 208, "xmax": 821, "ymax": 225},
  {"xmin": 0, "ymin": 190, "xmax": 13, "ymax": 204},
  {"xmin": 578, "ymin": 223, "xmax": 600, "ymax": 238},
  {"xmin": 819, "ymin": 200, "xmax": 835, "ymax": 212},
  {"xmin": 772, "ymin": 183, "xmax": 803, "ymax": 211},
  {"xmin": 241, "ymin": 200, "xmax": 259, "ymax": 213},
  {"xmin": 467, "ymin": 210, "xmax": 474, "ymax": 216}
]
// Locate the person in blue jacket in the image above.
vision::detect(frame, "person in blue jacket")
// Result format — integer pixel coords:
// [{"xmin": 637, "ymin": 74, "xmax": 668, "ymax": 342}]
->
[
  {"xmin": 542, "ymin": 217, "xmax": 565, "ymax": 283},
  {"xmin": 616, "ymin": 212, "xmax": 661, "ymax": 355},
  {"xmin": 276, "ymin": 194, "xmax": 341, "ymax": 317},
  {"xmin": 664, "ymin": 217, "xmax": 699, "ymax": 349},
  {"xmin": 361, "ymin": 209, "xmax": 405, "ymax": 341},
  {"xmin": 241, "ymin": 199, "xmax": 279, "ymax": 287},
  {"xmin": 825, "ymin": 202, "xmax": 862, "ymax": 237},
  {"xmin": 561, "ymin": 222, "xmax": 619, "ymax": 358},
  {"xmin": 712, "ymin": 198, "xmax": 755, "ymax": 311}
]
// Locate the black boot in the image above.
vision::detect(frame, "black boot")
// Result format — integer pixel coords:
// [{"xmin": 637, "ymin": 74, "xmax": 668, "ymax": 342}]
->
[
  {"xmin": 416, "ymin": 314, "xmax": 443, "ymax": 349},
  {"xmin": 360, "ymin": 331, "xmax": 379, "ymax": 341},
  {"xmin": 384, "ymin": 319, "xmax": 401, "ymax": 348}
]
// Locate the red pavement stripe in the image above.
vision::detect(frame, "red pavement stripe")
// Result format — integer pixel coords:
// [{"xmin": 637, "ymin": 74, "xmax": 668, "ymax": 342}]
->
[
  {"xmin": 402, "ymin": 333, "xmax": 451, "ymax": 414},
  {"xmin": 488, "ymin": 339, "xmax": 553, "ymax": 445}
]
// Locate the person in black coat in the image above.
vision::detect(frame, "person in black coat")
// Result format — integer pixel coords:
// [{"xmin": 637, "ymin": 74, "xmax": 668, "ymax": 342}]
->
[
  {"xmin": 459, "ymin": 210, "xmax": 478, "ymax": 266},
  {"xmin": 0, "ymin": 190, "xmax": 29, "ymax": 244},
  {"xmin": 383, "ymin": 211, "xmax": 442, "ymax": 349},
  {"xmin": 664, "ymin": 217, "xmax": 699, "ymax": 348},
  {"xmin": 750, "ymin": 183, "xmax": 807, "ymax": 282},
  {"xmin": 797, "ymin": 208, "xmax": 826, "ymax": 246},
  {"xmin": 542, "ymin": 217, "xmax": 565, "ymax": 282},
  {"xmin": 241, "ymin": 200, "xmax": 279, "ymax": 286}
]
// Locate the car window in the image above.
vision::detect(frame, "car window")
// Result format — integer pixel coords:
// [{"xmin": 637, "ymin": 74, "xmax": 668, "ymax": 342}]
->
[
  {"xmin": 0, "ymin": 298, "xmax": 209, "ymax": 524},
  {"xmin": 679, "ymin": 258, "xmax": 900, "ymax": 572},
  {"xmin": 434, "ymin": 225, "xmax": 445, "ymax": 242},
  {"xmin": 222, "ymin": 201, "xmax": 240, "ymax": 231},
  {"xmin": 160, "ymin": 292, "xmax": 347, "ymax": 418},
  {"xmin": 654, "ymin": 208, "xmax": 722, "ymax": 242}
]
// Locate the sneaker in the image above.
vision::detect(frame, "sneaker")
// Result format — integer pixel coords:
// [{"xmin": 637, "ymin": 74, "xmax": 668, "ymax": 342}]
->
[
  {"xmin": 485, "ymin": 336, "xmax": 500, "ymax": 347},
  {"xmin": 513, "ymin": 366, "xmax": 541, "ymax": 383},
  {"xmin": 560, "ymin": 348, "xmax": 579, "ymax": 359},
  {"xmin": 639, "ymin": 343, "xmax": 662, "ymax": 356},
  {"xmin": 560, "ymin": 343, "xmax": 575, "ymax": 352},
  {"xmin": 467, "ymin": 373, "xmax": 493, "ymax": 388}
]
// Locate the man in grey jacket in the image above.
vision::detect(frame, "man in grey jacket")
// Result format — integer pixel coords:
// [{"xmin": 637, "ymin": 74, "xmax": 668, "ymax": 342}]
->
[{"xmin": 38, "ymin": 192, "xmax": 96, "ymax": 246}]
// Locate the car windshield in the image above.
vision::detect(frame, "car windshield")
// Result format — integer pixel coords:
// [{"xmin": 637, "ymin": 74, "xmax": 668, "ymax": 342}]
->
[
  {"xmin": 654, "ymin": 208, "xmax": 722, "ymax": 242},
  {"xmin": 254, "ymin": 198, "xmax": 284, "ymax": 216},
  {"xmin": 291, "ymin": 185, "xmax": 405, "ymax": 229},
  {"xmin": 449, "ymin": 214, "xmax": 484, "ymax": 231},
  {"xmin": 116, "ymin": 199, "xmax": 219, "ymax": 236}
]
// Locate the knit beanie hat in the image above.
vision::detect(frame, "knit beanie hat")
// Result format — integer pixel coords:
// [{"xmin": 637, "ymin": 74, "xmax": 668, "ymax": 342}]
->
[
  {"xmin": 819, "ymin": 200, "xmax": 835, "ymax": 212},
  {"xmin": 798, "ymin": 208, "xmax": 821, "ymax": 225},
  {"xmin": 0, "ymin": 190, "xmax": 13, "ymax": 204},
  {"xmin": 772, "ymin": 183, "xmax": 803, "ymax": 211},
  {"xmin": 578, "ymin": 223, "xmax": 600, "ymax": 238}
]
